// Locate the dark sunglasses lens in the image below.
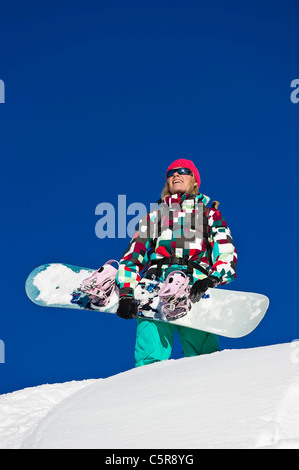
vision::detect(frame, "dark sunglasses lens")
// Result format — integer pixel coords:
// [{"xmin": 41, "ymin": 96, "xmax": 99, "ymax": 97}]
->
[
  {"xmin": 166, "ymin": 169, "xmax": 175, "ymax": 178},
  {"xmin": 178, "ymin": 168, "xmax": 192, "ymax": 175},
  {"xmin": 166, "ymin": 168, "xmax": 192, "ymax": 178}
]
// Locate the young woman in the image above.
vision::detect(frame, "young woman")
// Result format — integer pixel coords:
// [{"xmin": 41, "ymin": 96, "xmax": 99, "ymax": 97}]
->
[{"xmin": 116, "ymin": 158, "xmax": 237, "ymax": 366}]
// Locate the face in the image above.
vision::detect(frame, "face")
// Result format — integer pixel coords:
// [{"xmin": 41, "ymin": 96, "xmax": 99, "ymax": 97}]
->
[{"xmin": 167, "ymin": 168, "xmax": 197, "ymax": 195}]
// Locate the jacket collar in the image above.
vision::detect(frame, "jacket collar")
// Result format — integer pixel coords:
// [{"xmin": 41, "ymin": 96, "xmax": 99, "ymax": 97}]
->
[{"xmin": 164, "ymin": 192, "xmax": 211, "ymax": 206}]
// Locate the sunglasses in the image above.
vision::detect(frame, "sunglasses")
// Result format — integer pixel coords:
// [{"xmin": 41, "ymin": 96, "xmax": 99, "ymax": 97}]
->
[{"xmin": 166, "ymin": 167, "xmax": 193, "ymax": 179}]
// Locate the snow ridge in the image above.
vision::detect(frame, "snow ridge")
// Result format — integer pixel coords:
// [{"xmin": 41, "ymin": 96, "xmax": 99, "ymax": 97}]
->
[{"xmin": 0, "ymin": 343, "xmax": 298, "ymax": 449}]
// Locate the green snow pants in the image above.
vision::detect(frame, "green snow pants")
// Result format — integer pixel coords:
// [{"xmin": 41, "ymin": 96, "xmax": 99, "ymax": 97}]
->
[{"xmin": 135, "ymin": 318, "xmax": 219, "ymax": 367}]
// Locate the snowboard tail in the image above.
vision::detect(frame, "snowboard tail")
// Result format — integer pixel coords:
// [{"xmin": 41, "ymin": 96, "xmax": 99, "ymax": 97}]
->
[{"xmin": 25, "ymin": 263, "xmax": 269, "ymax": 338}]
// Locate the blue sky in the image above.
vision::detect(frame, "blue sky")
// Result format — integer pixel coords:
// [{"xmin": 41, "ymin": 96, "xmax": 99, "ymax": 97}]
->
[{"xmin": 0, "ymin": 0, "xmax": 298, "ymax": 394}]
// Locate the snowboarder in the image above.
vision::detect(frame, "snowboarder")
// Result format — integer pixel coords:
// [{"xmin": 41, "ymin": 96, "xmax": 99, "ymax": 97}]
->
[{"xmin": 116, "ymin": 159, "xmax": 237, "ymax": 366}]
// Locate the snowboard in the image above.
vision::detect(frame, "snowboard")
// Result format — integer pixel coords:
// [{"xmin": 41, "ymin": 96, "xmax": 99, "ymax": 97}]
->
[{"xmin": 25, "ymin": 263, "xmax": 269, "ymax": 338}]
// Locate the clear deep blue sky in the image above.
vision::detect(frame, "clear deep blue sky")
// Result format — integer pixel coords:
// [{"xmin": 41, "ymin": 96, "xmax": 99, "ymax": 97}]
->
[{"xmin": 0, "ymin": 0, "xmax": 298, "ymax": 394}]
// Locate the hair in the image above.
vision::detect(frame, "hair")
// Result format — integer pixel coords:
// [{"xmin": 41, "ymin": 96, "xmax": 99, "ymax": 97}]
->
[{"xmin": 161, "ymin": 175, "xmax": 199, "ymax": 200}]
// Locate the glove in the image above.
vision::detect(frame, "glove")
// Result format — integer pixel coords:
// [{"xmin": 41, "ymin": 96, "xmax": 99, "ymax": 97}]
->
[
  {"xmin": 117, "ymin": 296, "xmax": 139, "ymax": 320},
  {"xmin": 190, "ymin": 276, "xmax": 219, "ymax": 303}
]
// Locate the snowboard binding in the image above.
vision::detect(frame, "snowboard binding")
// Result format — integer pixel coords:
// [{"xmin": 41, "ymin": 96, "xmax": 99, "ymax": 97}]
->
[
  {"xmin": 158, "ymin": 270, "xmax": 191, "ymax": 320},
  {"xmin": 78, "ymin": 260, "xmax": 119, "ymax": 307}
]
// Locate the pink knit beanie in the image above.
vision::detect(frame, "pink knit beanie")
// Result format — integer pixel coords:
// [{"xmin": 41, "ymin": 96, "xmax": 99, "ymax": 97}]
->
[{"xmin": 166, "ymin": 159, "xmax": 201, "ymax": 188}]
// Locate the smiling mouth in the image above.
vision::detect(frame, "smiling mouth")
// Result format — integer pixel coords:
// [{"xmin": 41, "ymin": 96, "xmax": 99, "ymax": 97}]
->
[{"xmin": 173, "ymin": 179, "xmax": 183, "ymax": 183}]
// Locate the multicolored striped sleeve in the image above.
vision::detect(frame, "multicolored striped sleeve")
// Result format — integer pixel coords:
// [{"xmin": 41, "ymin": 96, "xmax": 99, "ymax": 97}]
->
[
  {"xmin": 208, "ymin": 208, "xmax": 237, "ymax": 284},
  {"xmin": 116, "ymin": 212, "xmax": 156, "ymax": 296}
]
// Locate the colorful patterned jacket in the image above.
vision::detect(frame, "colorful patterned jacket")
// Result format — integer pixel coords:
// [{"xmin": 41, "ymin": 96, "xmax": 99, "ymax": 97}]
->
[{"xmin": 116, "ymin": 192, "xmax": 237, "ymax": 297}]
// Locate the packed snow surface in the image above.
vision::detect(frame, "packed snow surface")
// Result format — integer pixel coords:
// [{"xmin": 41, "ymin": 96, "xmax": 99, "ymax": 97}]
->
[{"xmin": 0, "ymin": 343, "xmax": 299, "ymax": 449}]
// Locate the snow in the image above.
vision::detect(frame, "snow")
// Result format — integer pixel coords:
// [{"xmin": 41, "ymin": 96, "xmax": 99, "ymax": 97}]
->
[
  {"xmin": 0, "ymin": 343, "xmax": 298, "ymax": 449},
  {"xmin": 0, "ymin": 379, "xmax": 97, "ymax": 449},
  {"xmin": 33, "ymin": 264, "xmax": 94, "ymax": 306}
]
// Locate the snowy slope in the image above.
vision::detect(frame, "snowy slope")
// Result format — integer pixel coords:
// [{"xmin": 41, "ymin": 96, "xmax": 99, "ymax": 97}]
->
[
  {"xmin": 0, "ymin": 343, "xmax": 299, "ymax": 449},
  {"xmin": 0, "ymin": 379, "xmax": 97, "ymax": 449}
]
